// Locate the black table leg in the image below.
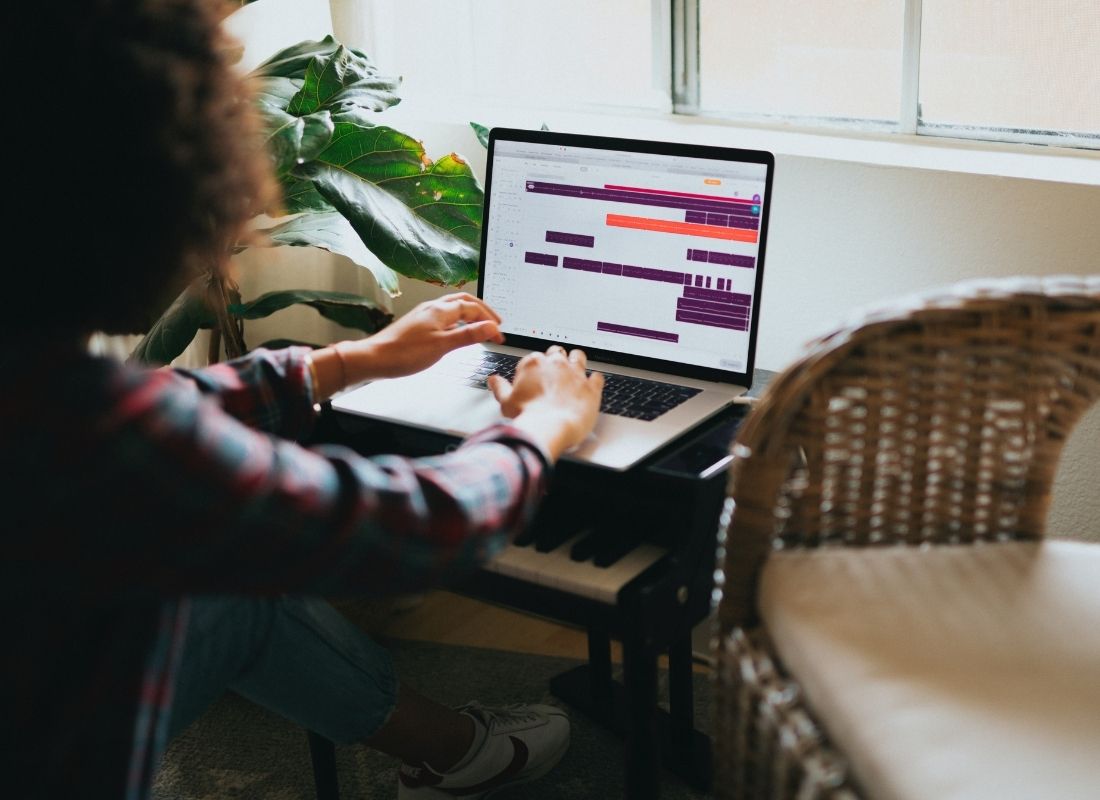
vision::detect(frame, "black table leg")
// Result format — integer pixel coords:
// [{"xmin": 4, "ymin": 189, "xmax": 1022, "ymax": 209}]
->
[
  {"xmin": 662, "ymin": 635, "xmax": 712, "ymax": 791},
  {"xmin": 668, "ymin": 634, "xmax": 694, "ymax": 748},
  {"xmin": 623, "ymin": 634, "xmax": 660, "ymax": 800},
  {"xmin": 588, "ymin": 624, "xmax": 614, "ymax": 722},
  {"xmin": 307, "ymin": 731, "xmax": 340, "ymax": 800}
]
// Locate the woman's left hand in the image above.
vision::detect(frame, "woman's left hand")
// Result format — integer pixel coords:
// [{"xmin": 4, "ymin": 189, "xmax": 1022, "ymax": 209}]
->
[{"xmin": 347, "ymin": 293, "xmax": 505, "ymax": 380}]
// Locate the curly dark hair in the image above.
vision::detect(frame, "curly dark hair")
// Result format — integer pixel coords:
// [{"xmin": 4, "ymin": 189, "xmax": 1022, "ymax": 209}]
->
[{"xmin": 24, "ymin": 0, "xmax": 274, "ymax": 336}]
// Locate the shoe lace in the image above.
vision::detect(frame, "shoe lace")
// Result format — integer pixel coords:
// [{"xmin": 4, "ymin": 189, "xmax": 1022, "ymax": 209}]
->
[{"xmin": 463, "ymin": 701, "xmax": 544, "ymax": 729}]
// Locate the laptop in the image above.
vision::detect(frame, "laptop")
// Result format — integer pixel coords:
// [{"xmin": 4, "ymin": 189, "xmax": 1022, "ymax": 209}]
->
[{"xmin": 332, "ymin": 127, "xmax": 774, "ymax": 470}]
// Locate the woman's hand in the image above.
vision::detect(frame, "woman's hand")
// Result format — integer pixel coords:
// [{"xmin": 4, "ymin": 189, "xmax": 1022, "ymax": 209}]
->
[
  {"xmin": 307, "ymin": 294, "xmax": 503, "ymax": 399},
  {"xmin": 488, "ymin": 346, "xmax": 605, "ymax": 462},
  {"xmin": 359, "ymin": 293, "xmax": 504, "ymax": 379}
]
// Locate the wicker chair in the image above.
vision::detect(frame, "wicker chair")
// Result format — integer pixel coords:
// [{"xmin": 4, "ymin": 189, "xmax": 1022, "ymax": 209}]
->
[{"xmin": 712, "ymin": 276, "xmax": 1100, "ymax": 800}]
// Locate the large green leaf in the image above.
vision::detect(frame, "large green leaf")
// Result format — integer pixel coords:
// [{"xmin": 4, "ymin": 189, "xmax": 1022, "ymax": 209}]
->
[
  {"xmin": 287, "ymin": 46, "xmax": 401, "ymax": 116},
  {"xmin": 260, "ymin": 212, "xmax": 401, "ymax": 296},
  {"xmin": 251, "ymin": 37, "xmax": 401, "ymax": 120},
  {"xmin": 230, "ymin": 290, "xmax": 392, "ymax": 334},
  {"xmin": 128, "ymin": 282, "xmax": 215, "ymax": 366},
  {"xmin": 261, "ymin": 108, "xmax": 334, "ymax": 176},
  {"xmin": 309, "ymin": 165, "xmax": 479, "ymax": 286},
  {"xmin": 280, "ymin": 174, "xmax": 334, "ymax": 214},
  {"xmin": 297, "ymin": 120, "xmax": 483, "ymax": 284},
  {"xmin": 250, "ymin": 36, "xmax": 343, "ymax": 79},
  {"xmin": 317, "ymin": 120, "xmax": 483, "ymax": 247},
  {"xmin": 255, "ymin": 75, "xmax": 301, "ymax": 110}
]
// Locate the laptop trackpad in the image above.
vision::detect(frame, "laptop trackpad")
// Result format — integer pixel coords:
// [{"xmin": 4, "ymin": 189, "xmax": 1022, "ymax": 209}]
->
[{"xmin": 334, "ymin": 370, "xmax": 506, "ymax": 437}]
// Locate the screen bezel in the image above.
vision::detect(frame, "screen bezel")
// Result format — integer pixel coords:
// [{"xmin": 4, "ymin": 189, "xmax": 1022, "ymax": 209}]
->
[{"xmin": 476, "ymin": 127, "xmax": 774, "ymax": 387}]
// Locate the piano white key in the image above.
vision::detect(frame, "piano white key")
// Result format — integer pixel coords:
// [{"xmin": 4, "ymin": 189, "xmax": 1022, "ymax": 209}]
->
[
  {"xmin": 483, "ymin": 538, "xmax": 569, "ymax": 591},
  {"xmin": 483, "ymin": 536, "xmax": 667, "ymax": 605}
]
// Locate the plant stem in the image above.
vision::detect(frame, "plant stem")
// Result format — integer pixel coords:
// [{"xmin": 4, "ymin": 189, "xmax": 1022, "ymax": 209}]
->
[
  {"xmin": 206, "ymin": 271, "xmax": 247, "ymax": 360},
  {"xmin": 208, "ymin": 326, "xmax": 222, "ymax": 364}
]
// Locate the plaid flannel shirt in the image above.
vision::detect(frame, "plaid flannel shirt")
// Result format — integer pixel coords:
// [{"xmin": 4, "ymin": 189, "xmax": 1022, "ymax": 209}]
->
[{"xmin": 1, "ymin": 346, "xmax": 549, "ymax": 799}]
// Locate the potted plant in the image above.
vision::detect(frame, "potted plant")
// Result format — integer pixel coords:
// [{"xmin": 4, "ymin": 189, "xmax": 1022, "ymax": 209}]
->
[{"xmin": 132, "ymin": 33, "xmax": 485, "ymax": 365}]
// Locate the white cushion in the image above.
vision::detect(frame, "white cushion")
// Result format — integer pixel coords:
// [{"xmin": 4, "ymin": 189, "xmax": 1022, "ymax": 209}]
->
[{"xmin": 759, "ymin": 540, "xmax": 1100, "ymax": 800}]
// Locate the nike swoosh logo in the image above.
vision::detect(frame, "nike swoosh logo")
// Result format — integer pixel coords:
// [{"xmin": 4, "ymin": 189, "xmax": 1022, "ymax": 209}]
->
[{"xmin": 449, "ymin": 736, "xmax": 529, "ymax": 796}]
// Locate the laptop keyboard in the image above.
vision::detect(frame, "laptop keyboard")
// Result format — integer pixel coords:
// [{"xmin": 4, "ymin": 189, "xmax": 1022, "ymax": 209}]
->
[{"xmin": 464, "ymin": 353, "xmax": 701, "ymax": 422}]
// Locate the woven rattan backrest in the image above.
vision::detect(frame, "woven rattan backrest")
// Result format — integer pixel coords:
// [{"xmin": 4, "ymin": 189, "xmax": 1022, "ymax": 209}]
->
[{"xmin": 715, "ymin": 276, "xmax": 1100, "ymax": 628}]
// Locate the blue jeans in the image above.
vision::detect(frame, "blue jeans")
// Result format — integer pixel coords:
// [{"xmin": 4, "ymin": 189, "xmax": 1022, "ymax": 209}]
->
[{"xmin": 167, "ymin": 596, "xmax": 398, "ymax": 744}]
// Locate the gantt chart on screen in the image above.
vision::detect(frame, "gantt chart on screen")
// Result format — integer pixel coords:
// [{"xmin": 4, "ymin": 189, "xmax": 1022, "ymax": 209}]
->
[{"xmin": 482, "ymin": 140, "xmax": 768, "ymax": 373}]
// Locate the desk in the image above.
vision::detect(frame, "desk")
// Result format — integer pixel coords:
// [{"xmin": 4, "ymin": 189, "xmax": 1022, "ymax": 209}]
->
[{"xmin": 319, "ymin": 394, "xmax": 762, "ymax": 799}]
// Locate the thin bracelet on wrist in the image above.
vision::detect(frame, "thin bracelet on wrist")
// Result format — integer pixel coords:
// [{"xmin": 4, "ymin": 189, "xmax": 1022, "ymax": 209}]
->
[
  {"xmin": 331, "ymin": 342, "xmax": 349, "ymax": 390},
  {"xmin": 303, "ymin": 352, "xmax": 321, "ymax": 400}
]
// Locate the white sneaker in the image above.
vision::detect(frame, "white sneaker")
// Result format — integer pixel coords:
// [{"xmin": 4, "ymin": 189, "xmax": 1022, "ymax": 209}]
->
[{"xmin": 397, "ymin": 701, "xmax": 570, "ymax": 798}]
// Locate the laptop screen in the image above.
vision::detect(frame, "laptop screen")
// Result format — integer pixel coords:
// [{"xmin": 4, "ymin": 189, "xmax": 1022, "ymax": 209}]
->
[{"xmin": 478, "ymin": 129, "xmax": 773, "ymax": 384}]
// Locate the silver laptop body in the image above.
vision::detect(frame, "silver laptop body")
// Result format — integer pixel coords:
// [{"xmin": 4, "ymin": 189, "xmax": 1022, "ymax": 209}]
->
[{"xmin": 333, "ymin": 128, "xmax": 774, "ymax": 471}]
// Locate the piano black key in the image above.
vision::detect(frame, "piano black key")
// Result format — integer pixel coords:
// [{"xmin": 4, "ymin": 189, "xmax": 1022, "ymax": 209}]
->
[
  {"xmin": 512, "ymin": 524, "xmax": 538, "ymax": 548},
  {"xmin": 568, "ymin": 531, "xmax": 604, "ymax": 562},
  {"xmin": 593, "ymin": 535, "xmax": 641, "ymax": 568},
  {"xmin": 535, "ymin": 523, "xmax": 581, "ymax": 553}
]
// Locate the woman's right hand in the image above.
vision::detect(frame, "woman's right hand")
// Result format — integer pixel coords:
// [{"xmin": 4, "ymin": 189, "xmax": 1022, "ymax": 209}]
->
[{"xmin": 487, "ymin": 346, "xmax": 604, "ymax": 462}]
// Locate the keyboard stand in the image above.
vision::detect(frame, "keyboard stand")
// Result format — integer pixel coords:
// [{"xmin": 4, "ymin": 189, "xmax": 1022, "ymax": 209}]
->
[
  {"xmin": 465, "ymin": 500, "xmax": 725, "ymax": 800},
  {"xmin": 322, "ymin": 396, "xmax": 762, "ymax": 800}
]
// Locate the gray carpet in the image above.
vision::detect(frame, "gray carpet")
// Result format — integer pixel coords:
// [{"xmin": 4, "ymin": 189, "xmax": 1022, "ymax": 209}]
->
[{"xmin": 153, "ymin": 638, "xmax": 713, "ymax": 800}]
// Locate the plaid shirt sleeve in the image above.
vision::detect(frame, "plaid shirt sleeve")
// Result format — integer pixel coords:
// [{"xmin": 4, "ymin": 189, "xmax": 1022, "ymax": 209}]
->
[
  {"xmin": 92, "ymin": 350, "xmax": 550, "ymax": 596},
  {"xmin": 170, "ymin": 346, "xmax": 318, "ymax": 440}
]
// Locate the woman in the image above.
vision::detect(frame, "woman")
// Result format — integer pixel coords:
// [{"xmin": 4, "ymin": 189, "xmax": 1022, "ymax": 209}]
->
[{"xmin": 3, "ymin": 1, "xmax": 603, "ymax": 798}]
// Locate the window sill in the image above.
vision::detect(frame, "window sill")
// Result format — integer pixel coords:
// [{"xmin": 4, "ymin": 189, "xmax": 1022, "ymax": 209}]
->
[{"xmin": 386, "ymin": 95, "xmax": 1100, "ymax": 187}]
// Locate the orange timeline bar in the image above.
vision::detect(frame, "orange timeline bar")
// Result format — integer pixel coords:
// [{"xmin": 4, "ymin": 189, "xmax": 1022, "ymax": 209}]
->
[{"xmin": 605, "ymin": 213, "xmax": 759, "ymax": 244}]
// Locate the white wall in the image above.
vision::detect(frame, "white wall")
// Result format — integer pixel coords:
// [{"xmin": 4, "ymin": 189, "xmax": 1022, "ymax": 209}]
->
[{"xmin": 225, "ymin": 0, "xmax": 1099, "ymax": 541}]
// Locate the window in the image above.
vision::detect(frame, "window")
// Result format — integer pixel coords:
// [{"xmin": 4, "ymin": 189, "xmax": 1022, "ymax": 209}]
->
[
  {"xmin": 685, "ymin": 0, "xmax": 1098, "ymax": 147},
  {"xmin": 363, "ymin": 0, "xmax": 666, "ymax": 112},
  {"xmin": 917, "ymin": 0, "xmax": 1100, "ymax": 143},
  {"xmin": 356, "ymin": 0, "xmax": 1099, "ymax": 149},
  {"xmin": 697, "ymin": 0, "xmax": 905, "ymax": 127}
]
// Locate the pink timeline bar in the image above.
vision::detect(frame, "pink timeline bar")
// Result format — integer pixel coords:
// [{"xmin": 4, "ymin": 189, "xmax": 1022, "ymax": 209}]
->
[{"xmin": 604, "ymin": 184, "xmax": 756, "ymax": 205}]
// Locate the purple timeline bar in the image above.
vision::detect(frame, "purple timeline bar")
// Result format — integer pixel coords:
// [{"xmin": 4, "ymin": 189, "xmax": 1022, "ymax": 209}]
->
[
  {"xmin": 597, "ymin": 321, "xmax": 679, "ymax": 343},
  {"xmin": 562, "ymin": 256, "xmax": 685, "ymax": 284},
  {"xmin": 527, "ymin": 180, "xmax": 757, "ymax": 217},
  {"xmin": 525, "ymin": 251, "xmax": 559, "ymax": 266},
  {"xmin": 546, "ymin": 230, "xmax": 595, "ymax": 248},
  {"xmin": 683, "ymin": 286, "xmax": 751, "ymax": 306},
  {"xmin": 677, "ymin": 291, "xmax": 751, "ymax": 332},
  {"xmin": 676, "ymin": 309, "xmax": 749, "ymax": 332},
  {"xmin": 687, "ymin": 249, "xmax": 756, "ymax": 269},
  {"xmin": 684, "ymin": 211, "xmax": 759, "ymax": 231}
]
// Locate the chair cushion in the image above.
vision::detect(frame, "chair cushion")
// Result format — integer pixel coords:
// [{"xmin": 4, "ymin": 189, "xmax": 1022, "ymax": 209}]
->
[{"xmin": 759, "ymin": 540, "xmax": 1100, "ymax": 800}]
